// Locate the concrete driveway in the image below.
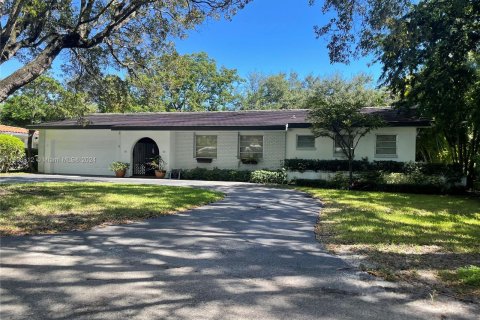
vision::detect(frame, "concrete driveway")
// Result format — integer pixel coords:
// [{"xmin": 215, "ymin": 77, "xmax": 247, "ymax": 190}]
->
[{"xmin": 0, "ymin": 174, "xmax": 478, "ymax": 319}]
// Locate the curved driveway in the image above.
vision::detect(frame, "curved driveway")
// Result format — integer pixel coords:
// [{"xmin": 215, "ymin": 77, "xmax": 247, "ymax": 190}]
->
[{"xmin": 0, "ymin": 174, "xmax": 478, "ymax": 319}]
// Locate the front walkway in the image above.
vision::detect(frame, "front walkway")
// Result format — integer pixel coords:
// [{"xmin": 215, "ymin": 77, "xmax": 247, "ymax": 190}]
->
[{"xmin": 0, "ymin": 174, "xmax": 478, "ymax": 319}]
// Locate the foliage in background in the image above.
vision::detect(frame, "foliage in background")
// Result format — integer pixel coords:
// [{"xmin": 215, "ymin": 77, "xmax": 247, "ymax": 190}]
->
[
  {"xmin": 0, "ymin": 134, "xmax": 25, "ymax": 172},
  {"xmin": 306, "ymin": 75, "xmax": 388, "ymax": 186},
  {"xmin": 0, "ymin": 75, "xmax": 93, "ymax": 127},
  {"xmin": 130, "ymin": 52, "xmax": 242, "ymax": 111},
  {"xmin": 242, "ymin": 72, "xmax": 309, "ymax": 110},
  {"xmin": 84, "ymin": 75, "xmax": 134, "ymax": 113},
  {"xmin": 65, "ymin": 52, "xmax": 243, "ymax": 112},
  {"xmin": 416, "ymin": 128, "xmax": 454, "ymax": 163}
]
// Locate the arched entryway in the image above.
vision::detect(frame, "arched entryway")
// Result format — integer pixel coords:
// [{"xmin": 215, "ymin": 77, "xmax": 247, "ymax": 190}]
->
[{"xmin": 132, "ymin": 138, "xmax": 159, "ymax": 176}]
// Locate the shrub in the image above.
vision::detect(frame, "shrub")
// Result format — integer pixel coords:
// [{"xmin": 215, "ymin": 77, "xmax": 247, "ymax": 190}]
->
[
  {"xmin": 178, "ymin": 168, "xmax": 252, "ymax": 182},
  {"xmin": 284, "ymin": 159, "xmax": 463, "ymax": 182},
  {"xmin": 330, "ymin": 172, "xmax": 350, "ymax": 189},
  {"xmin": 356, "ymin": 170, "xmax": 384, "ymax": 186},
  {"xmin": 176, "ymin": 168, "xmax": 290, "ymax": 184},
  {"xmin": 250, "ymin": 169, "xmax": 287, "ymax": 184},
  {"xmin": 294, "ymin": 178, "xmax": 466, "ymax": 194},
  {"xmin": 0, "ymin": 134, "xmax": 25, "ymax": 172},
  {"xmin": 109, "ymin": 161, "xmax": 130, "ymax": 172},
  {"xmin": 382, "ymin": 172, "xmax": 444, "ymax": 186},
  {"xmin": 294, "ymin": 179, "xmax": 339, "ymax": 189},
  {"xmin": 284, "ymin": 159, "xmax": 368, "ymax": 172},
  {"xmin": 9, "ymin": 148, "xmax": 39, "ymax": 172}
]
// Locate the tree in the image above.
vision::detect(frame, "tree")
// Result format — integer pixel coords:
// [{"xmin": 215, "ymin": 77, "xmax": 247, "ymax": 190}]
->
[
  {"xmin": 1, "ymin": 75, "xmax": 64, "ymax": 127},
  {"xmin": 89, "ymin": 75, "xmax": 134, "ymax": 113},
  {"xmin": 242, "ymin": 72, "xmax": 309, "ymax": 110},
  {"xmin": 1, "ymin": 75, "xmax": 94, "ymax": 170},
  {"xmin": 1, "ymin": 75, "xmax": 93, "ymax": 126},
  {"xmin": 309, "ymin": 0, "xmax": 411, "ymax": 63},
  {"xmin": 379, "ymin": 0, "xmax": 480, "ymax": 188},
  {"xmin": 312, "ymin": 0, "xmax": 480, "ymax": 187},
  {"xmin": 129, "ymin": 52, "xmax": 242, "ymax": 111},
  {"xmin": 0, "ymin": 0, "xmax": 249, "ymax": 102},
  {"xmin": 306, "ymin": 75, "xmax": 387, "ymax": 186}
]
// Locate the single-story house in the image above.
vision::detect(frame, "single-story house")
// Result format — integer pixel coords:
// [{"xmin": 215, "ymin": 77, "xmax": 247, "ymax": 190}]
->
[
  {"xmin": 30, "ymin": 108, "xmax": 430, "ymax": 177},
  {"xmin": 0, "ymin": 125, "xmax": 39, "ymax": 148}
]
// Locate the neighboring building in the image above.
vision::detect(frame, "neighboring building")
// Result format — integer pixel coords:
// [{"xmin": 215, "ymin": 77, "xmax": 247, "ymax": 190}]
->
[
  {"xmin": 30, "ymin": 108, "xmax": 429, "ymax": 177},
  {"xmin": 0, "ymin": 125, "xmax": 39, "ymax": 148}
]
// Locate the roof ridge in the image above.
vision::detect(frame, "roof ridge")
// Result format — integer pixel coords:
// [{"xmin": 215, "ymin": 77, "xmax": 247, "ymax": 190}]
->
[{"xmin": 89, "ymin": 109, "xmax": 309, "ymax": 116}]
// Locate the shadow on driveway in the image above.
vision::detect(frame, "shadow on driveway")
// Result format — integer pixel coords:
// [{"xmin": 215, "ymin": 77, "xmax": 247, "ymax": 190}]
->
[{"xmin": 1, "ymin": 174, "xmax": 478, "ymax": 319}]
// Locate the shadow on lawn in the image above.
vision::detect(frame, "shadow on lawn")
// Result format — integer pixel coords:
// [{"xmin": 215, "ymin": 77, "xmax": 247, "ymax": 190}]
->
[
  {"xmin": 312, "ymin": 189, "xmax": 480, "ymax": 302},
  {"xmin": 1, "ymin": 185, "xmax": 479, "ymax": 319},
  {"xmin": 0, "ymin": 183, "xmax": 221, "ymax": 236},
  {"xmin": 315, "ymin": 189, "xmax": 480, "ymax": 250}
]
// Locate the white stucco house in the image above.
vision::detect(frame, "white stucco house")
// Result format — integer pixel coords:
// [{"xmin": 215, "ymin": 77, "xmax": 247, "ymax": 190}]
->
[{"xmin": 30, "ymin": 108, "xmax": 429, "ymax": 177}]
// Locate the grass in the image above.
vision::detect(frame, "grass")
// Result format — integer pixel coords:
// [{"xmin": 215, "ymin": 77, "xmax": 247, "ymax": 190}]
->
[
  {"xmin": 298, "ymin": 187, "xmax": 480, "ymax": 301},
  {"xmin": 0, "ymin": 182, "xmax": 223, "ymax": 236}
]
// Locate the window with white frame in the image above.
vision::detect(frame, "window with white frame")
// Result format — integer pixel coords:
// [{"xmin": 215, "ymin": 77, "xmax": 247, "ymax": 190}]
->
[
  {"xmin": 195, "ymin": 135, "xmax": 217, "ymax": 158},
  {"xmin": 334, "ymin": 135, "xmax": 353, "ymax": 155},
  {"xmin": 296, "ymin": 135, "xmax": 315, "ymax": 149},
  {"xmin": 375, "ymin": 135, "xmax": 397, "ymax": 156},
  {"xmin": 239, "ymin": 135, "xmax": 263, "ymax": 159}
]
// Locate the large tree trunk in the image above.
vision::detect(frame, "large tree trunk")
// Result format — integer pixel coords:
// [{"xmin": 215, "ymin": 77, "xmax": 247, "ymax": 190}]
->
[
  {"xmin": 348, "ymin": 157, "xmax": 354, "ymax": 189},
  {"xmin": 0, "ymin": 38, "xmax": 64, "ymax": 102}
]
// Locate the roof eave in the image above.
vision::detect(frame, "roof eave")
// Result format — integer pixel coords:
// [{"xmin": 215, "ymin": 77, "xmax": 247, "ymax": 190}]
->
[
  {"xmin": 28, "ymin": 124, "xmax": 289, "ymax": 131},
  {"xmin": 28, "ymin": 120, "xmax": 432, "ymax": 130}
]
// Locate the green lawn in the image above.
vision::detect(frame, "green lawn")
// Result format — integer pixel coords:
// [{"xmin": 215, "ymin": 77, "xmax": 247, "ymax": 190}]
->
[
  {"xmin": 0, "ymin": 182, "xmax": 223, "ymax": 236},
  {"xmin": 298, "ymin": 187, "xmax": 480, "ymax": 300}
]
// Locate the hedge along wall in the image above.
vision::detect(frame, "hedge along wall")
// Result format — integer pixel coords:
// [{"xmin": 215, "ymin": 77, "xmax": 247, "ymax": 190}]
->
[
  {"xmin": 284, "ymin": 159, "xmax": 465, "ymax": 183},
  {"xmin": 287, "ymin": 170, "xmax": 348, "ymax": 182},
  {"xmin": 284, "ymin": 159, "xmax": 462, "ymax": 174}
]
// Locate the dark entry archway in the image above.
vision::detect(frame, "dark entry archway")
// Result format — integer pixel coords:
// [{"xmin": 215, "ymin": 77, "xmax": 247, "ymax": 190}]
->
[{"xmin": 132, "ymin": 138, "xmax": 159, "ymax": 176}]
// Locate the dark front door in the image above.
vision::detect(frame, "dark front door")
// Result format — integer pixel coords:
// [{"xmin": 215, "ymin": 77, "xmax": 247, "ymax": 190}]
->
[{"xmin": 133, "ymin": 138, "xmax": 159, "ymax": 176}]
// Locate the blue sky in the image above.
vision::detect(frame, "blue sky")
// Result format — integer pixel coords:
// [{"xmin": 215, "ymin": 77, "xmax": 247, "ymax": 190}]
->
[
  {"xmin": 0, "ymin": 0, "xmax": 383, "ymax": 83},
  {"xmin": 176, "ymin": 0, "xmax": 382, "ymax": 81}
]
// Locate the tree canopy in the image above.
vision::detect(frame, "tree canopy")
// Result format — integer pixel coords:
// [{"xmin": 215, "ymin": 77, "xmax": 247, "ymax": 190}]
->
[
  {"xmin": 310, "ymin": 0, "xmax": 411, "ymax": 63},
  {"xmin": 379, "ymin": 0, "xmax": 480, "ymax": 187},
  {"xmin": 0, "ymin": 0, "xmax": 249, "ymax": 101},
  {"xmin": 306, "ymin": 75, "xmax": 388, "ymax": 185},
  {"xmin": 241, "ymin": 72, "xmax": 308, "ymax": 110},
  {"xmin": 0, "ymin": 75, "xmax": 93, "ymax": 127},
  {"xmin": 66, "ymin": 52, "xmax": 242, "ymax": 112},
  {"xmin": 129, "ymin": 52, "xmax": 242, "ymax": 111}
]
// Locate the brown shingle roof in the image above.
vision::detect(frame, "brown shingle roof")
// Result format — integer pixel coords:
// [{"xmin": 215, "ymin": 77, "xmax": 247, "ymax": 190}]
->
[
  {"xmin": 0, "ymin": 125, "xmax": 30, "ymax": 134},
  {"xmin": 29, "ymin": 108, "xmax": 430, "ymax": 130}
]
